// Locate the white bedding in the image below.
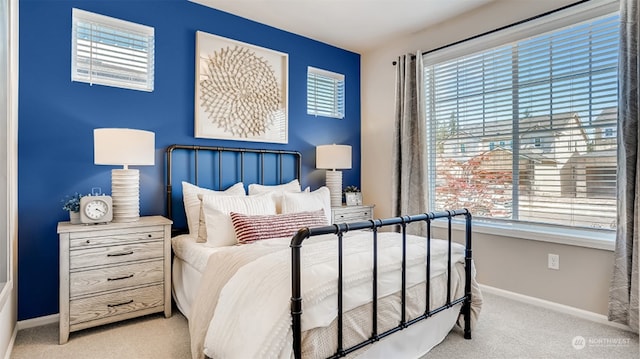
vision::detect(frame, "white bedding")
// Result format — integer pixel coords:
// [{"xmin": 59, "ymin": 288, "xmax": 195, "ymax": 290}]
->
[
  {"xmin": 175, "ymin": 231, "xmax": 482, "ymax": 359},
  {"xmin": 171, "ymin": 234, "xmax": 222, "ymax": 318},
  {"xmin": 172, "ymin": 234, "xmax": 220, "ymax": 273}
]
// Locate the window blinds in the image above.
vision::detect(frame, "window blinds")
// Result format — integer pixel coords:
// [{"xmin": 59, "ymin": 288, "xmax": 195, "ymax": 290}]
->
[
  {"xmin": 307, "ymin": 67, "xmax": 345, "ymax": 119},
  {"xmin": 72, "ymin": 8, "xmax": 154, "ymax": 92},
  {"xmin": 424, "ymin": 11, "xmax": 619, "ymax": 230}
]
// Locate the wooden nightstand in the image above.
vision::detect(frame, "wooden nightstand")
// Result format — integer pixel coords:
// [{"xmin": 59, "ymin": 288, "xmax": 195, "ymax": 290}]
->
[
  {"xmin": 331, "ymin": 205, "xmax": 375, "ymax": 224},
  {"xmin": 57, "ymin": 215, "xmax": 172, "ymax": 344}
]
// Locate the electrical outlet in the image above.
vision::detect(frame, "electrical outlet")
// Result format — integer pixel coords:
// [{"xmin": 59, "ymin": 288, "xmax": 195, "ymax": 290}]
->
[{"xmin": 548, "ymin": 253, "xmax": 560, "ymax": 270}]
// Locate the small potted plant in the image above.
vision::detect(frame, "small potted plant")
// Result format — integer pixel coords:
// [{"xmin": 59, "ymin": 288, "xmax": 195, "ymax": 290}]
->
[
  {"xmin": 344, "ymin": 185, "xmax": 362, "ymax": 206},
  {"xmin": 61, "ymin": 192, "xmax": 84, "ymax": 224}
]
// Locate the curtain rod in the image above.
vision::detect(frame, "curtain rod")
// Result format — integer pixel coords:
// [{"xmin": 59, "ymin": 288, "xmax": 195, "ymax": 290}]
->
[{"xmin": 392, "ymin": 0, "xmax": 592, "ymax": 65}]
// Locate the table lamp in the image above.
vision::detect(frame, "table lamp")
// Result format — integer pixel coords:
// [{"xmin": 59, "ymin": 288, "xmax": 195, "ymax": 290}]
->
[
  {"xmin": 316, "ymin": 144, "xmax": 352, "ymax": 207},
  {"xmin": 94, "ymin": 128, "xmax": 155, "ymax": 222}
]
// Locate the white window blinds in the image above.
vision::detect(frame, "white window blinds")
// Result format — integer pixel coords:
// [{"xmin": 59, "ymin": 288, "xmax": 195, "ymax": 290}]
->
[
  {"xmin": 307, "ymin": 67, "xmax": 345, "ymax": 119},
  {"xmin": 72, "ymin": 8, "xmax": 154, "ymax": 92},
  {"xmin": 424, "ymin": 5, "xmax": 619, "ymax": 230}
]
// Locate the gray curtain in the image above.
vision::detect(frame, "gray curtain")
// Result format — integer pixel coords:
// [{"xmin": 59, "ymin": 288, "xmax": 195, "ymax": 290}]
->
[
  {"xmin": 609, "ymin": 0, "xmax": 639, "ymax": 333},
  {"xmin": 392, "ymin": 52, "xmax": 429, "ymax": 236}
]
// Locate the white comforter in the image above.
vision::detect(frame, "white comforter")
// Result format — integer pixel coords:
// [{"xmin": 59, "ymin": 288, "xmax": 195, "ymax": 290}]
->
[{"xmin": 190, "ymin": 231, "xmax": 480, "ymax": 359}]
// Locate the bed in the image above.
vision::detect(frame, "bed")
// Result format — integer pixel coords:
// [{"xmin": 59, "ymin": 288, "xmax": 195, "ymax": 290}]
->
[{"xmin": 165, "ymin": 144, "xmax": 482, "ymax": 359}]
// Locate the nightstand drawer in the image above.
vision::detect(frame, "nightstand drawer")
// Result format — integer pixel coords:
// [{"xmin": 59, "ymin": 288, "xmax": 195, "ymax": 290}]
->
[
  {"xmin": 334, "ymin": 210, "xmax": 372, "ymax": 222},
  {"xmin": 70, "ymin": 260, "xmax": 164, "ymax": 298},
  {"xmin": 69, "ymin": 284, "xmax": 164, "ymax": 326},
  {"xmin": 69, "ymin": 227, "xmax": 164, "ymax": 249},
  {"xmin": 332, "ymin": 205, "xmax": 374, "ymax": 224},
  {"xmin": 70, "ymin": 241, "xmax": 164, "ymax": 270}
]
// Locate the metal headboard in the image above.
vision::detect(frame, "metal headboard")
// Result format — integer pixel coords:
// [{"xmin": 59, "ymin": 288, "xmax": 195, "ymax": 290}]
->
[{"xmin": 165, "ymin": 144, "xmax": 302, "ymax": 232}]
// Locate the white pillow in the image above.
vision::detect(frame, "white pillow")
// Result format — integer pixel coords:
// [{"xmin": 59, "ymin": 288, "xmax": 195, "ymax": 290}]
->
[
  {"xmin": 200, "ymin": 193, "xmax": 277, "ymax": 247},
  {"xmin": 247, "ymin": 179, "xmax": 301, "ymax": 194},
  {"xmin": 281, "ymin": 186, "xmax": 332, "ymax": 224},
  {"xmin": 182, "ymin": 181, "xmax": 245, "ymax": 236},
  {"xmin": 248, "ymin": 179, "xmax": 302, "ymax": 213}
]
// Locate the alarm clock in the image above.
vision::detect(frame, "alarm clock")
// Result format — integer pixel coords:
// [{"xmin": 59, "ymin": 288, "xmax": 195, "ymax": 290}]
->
[{"xmin": 79, "ymin": 195, "xmax": 113, "ymax": 224}]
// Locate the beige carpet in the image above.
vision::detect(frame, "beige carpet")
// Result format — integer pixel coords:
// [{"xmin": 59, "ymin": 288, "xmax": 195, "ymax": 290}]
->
[
  {"xmin": 11, "ymin": 292, "xmax": 639, "ymax": 358},
  {"xmin": 428, "ymin": 292, "xmax": 639, "ymax": 359},
  {"xmin": 11, "ymin": 311, "xmax": 191, "ymax": 359}
]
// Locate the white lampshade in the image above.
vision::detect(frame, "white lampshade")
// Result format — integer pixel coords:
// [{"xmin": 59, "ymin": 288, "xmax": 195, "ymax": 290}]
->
[
  {"xmin": 94, "ymin": 128, "xmax": 155, "ymax": 167},
  {"xmin": 94, "ymin": 128, "xmax": 155, "ymax": 223},
  {"xmin": 316, "ymin": 144, "xmax": 352, "ymax": 170},
  {"xmin": 316, "ymin": 144, "xmax": 352, "ymax": 207}
]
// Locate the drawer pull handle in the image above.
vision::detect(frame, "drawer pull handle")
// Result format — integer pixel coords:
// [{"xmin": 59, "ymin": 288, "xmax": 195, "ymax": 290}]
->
[
  {"xmin": 107, "ymin": 274, "xmax": 134, "ymax": 281},
  {"xmin": 147, "ymin": 234, "xmax": 152, "ymax": 238},
  {"xmin": 107, "ymin": 300, "xmax": 134, "ymax": 308},
  {"xmin": 107, "ymin": 251, "xmax": 134, "ymax": 257},
  {"xmin": 86, "ymin": 240, "xmax": 90, "ymax": 244}
]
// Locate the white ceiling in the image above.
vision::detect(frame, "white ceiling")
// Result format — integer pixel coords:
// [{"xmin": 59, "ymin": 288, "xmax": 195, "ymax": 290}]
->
[{"xmin": 191, "ymin": 0, "xmax": 494, "ymax": 53}]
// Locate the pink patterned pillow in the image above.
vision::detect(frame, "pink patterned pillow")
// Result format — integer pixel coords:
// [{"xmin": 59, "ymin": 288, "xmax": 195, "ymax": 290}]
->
[{"xmin": 230, "ymin": 209, "xmax": 328, "ymax": 244}]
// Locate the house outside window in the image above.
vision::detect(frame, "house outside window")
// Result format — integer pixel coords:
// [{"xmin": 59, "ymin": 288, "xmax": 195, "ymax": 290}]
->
[{"xmin": 423, "ymin": 3, "xmax": 619, "ymax": 230}]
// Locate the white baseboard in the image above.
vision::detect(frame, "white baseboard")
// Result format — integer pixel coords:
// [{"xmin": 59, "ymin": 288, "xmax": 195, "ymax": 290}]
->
[
  {"xmin": 16, "ymin": 314, "xmax": 58, "ymax": 331},
  {"xmin": 480, "ymin": 284, "xmax": 632, "ymax": 332},
  {"xmin": 3, "ymin": 326, "xmax": 16, "ymax": 359}
]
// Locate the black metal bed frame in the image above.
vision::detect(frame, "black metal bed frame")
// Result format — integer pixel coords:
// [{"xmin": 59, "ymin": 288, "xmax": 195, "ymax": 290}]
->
[{"xmin": 290, "ymin": 210, "xmax": 473, "ymax": 359}]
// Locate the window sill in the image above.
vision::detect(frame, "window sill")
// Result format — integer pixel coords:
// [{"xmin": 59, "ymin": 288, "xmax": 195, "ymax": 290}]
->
[{"xmin": 432, "ymin": 219, "xmax": 615, "ymax": 251}]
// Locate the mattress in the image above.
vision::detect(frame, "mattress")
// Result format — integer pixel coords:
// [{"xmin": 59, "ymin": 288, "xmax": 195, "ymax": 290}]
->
[{"xmin": 171, "ymin": 234, "xmax": 222, "ymax": 318}]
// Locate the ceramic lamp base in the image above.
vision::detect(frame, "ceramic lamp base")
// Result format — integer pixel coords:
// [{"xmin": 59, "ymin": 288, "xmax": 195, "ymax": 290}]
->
[
  {"xmin": 325, "ymin": 170, "xmax": 343, "ymax": 207},
  {"xmin": 111, "ymin": 169, "xmax": 140, "ymax": 222}
]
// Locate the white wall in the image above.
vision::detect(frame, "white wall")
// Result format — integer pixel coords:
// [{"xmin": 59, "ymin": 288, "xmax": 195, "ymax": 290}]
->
[
  {"xmin": 0, "ymin": 0, "xmax": 18, "ymax": 356},
  {"xmin": 360, "ymin": 0, "xmax": 617, "ymax": 315}
]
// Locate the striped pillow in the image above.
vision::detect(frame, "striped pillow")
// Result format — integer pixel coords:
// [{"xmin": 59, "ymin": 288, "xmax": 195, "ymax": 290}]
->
[{"xmin": 230, "ymin": 209, "xmax": 328, "ymax": 244}]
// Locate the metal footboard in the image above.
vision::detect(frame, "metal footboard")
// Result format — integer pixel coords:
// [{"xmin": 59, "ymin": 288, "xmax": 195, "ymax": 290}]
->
[{"xmin": 290, "ymin": 209, "xmax": 473, "ymax": 359}]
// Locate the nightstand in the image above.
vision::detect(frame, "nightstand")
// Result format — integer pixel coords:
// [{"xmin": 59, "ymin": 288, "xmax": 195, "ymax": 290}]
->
[
  {"xmin": 57, "ymin": 215, "xmax": 172, "ymax": 344},
  {"xmin": 331, "ymin": 205, "xmax": 375, "ymax": 224}
]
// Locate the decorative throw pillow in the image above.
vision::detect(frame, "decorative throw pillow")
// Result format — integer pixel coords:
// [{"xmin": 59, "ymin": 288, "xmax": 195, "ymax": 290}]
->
[
  {"xmin": 281, "ymin": 186, "xmax": 332, "ymax": 224},
  {"xmin": 200, "ymin": 192, "xmax": 277, "ymax": 247},
  {"xmin": 230, "ymin": 209, "xmax": 328, "ymax": 244},
  {"xmin": 248, "ymin": 179, "xmax": 302, "ymax": 213},
  {"xmin": 182, "ymin": 181, "xmax": 245, "ymax": 236}
]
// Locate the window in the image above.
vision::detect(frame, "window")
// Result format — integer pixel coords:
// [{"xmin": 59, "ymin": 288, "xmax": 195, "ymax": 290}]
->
[
  {"xmin": 72, "ymin": 8, "xmax": 154, "ymax": 91},
  {"xmin": 307, "ymin": 66, "xmax": 345, "ymax": 119},
  {"xmin": 424, "ymin": 2, "xmax": 619, "ymax": 230}
]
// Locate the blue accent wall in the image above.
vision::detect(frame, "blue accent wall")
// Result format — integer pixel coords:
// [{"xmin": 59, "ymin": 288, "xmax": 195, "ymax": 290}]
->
[{"xmin": 18, "ymin": 0, "xmax": 361, "ymax": 320}]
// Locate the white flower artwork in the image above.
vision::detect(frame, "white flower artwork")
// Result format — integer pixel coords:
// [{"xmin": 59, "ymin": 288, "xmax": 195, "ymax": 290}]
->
[{"xmin": 195, "ymin": 31, "xmax": 288, "ymax": 143}]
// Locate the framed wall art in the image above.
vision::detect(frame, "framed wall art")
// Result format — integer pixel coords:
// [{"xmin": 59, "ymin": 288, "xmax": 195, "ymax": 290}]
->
[{"xmin": 195, "ymin": 31, "xmax": 289, "ymax": 143}]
